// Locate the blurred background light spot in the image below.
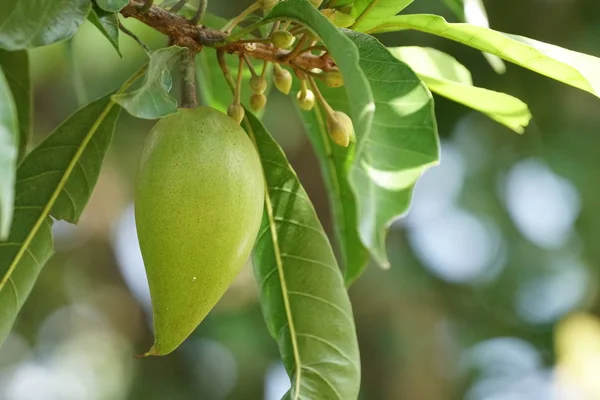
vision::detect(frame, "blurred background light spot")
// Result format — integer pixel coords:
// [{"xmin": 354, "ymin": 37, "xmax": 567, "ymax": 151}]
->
[
  {"xmin": 516, "ymin": 257, "xmax": 588, "ymax": 324},
  {"xmin": 408, "ymin": 208, "xmax": 504, "ymax": 283},
  {"xmin": 112, "ymin": 204, "xmax": 152, "ymax": 313},
  {"xmin": 502, "ymin": 159, "xmax": 581, "ymax": 249},
  {"xmin": 265, "ymin": 362, "xmax": 290, "ymax": 400},
  {"xmin": 184, "ymin": 338, "xmax": 238, "ymax": 400}
]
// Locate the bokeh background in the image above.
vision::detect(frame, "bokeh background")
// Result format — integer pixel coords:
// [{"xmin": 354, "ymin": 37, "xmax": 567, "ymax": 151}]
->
[{"xmin": 2, "ymin": 0, "xmax": 600, "ymax": 399}]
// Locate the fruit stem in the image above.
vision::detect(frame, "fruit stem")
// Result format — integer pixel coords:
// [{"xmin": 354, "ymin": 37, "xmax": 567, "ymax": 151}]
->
[
  {"xmin": 222, "ymin": 1, "xmax": 261, "ymax": 34},
  {"xmin": 169, "ymin": 0, "xmax": 188, "ymax": 13},
  {"xmin": 281, "ymin": 32, "xmax": 310, "ymax": 63},
  {"xmin": 189, "ymin": 0, "xmax": 207, "ymax": 25},
  {"xmin": 308, "ymin": 76, "xmax": 335, "ymax": 117},
  {"xmin": 118, "ymin": 22, "xmax": 151, "ymax": 54},
  {"xmin": 138, "ymin": 0, "xmax": 153, "ymax": 13},
  {"xmin": 260, "ymin": 60, "xmax": 269, "ymax": 77},
  {"xmin": 181, "ymin": 49, "xmax": 198, "ymax": 108},
  {"xmin": 243, "ymin": 53, "xmax": 258, "ymax": 77},
  {"xmin": 234, "ymin": 56, "xmax": 245, "ymax": 105},
  {"xmin": 217, "ymin": 49, "xmax": 236, "ymax": 93}
]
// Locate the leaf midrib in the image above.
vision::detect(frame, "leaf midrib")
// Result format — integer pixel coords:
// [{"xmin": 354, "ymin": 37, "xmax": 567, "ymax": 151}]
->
[
  {"xmin": 244, "ymin": 118, "xmax": 303, "ymax": 399},
  {"xmin": 0, "ymin": 64, "xmax": 148, "ymax": 292}
]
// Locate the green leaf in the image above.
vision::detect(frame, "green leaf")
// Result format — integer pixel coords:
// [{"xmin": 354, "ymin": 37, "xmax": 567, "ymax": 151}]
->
[
  {"xmin": 0, "ymin": 50, "xmax": 30, "ymax": 160},
  {"xmin": 390, "ymin": 46, "xmax": 531, "ymax": 133},
  {"xmin": 462, "ymin": 0, "xmax": 506, "ymax": 74},
  {"xmin": 245, "ymin": 111, "xmax": 361, "ymax": 400},
  {"xmin": 88, "ymin": 7, "xmax": 121, "ymax": 57},
  {"xmin": 0, "ymin": 94, "xmax": 121, "ymax": 346},
  {"xmin": 369, "ymin": 14, "xmax": 600, "ymax": 99},
  {"xmin": 0, "ymin": 66, "xmax": 18, "ymax": 240},
  {"xmin": 293, "ymin": 82, "xmax": 369, "ymax": 286},
  {"xmin": 345, "ymin": 31, "xmax": 440, "ymax": 268},
  {"xmin": 350, "ymin": 0, "xmax": 413, "ymax": 32},
  {"xmin": 113, "ymin": 46, "xmax": 185, "ymax": 119},
  {"xmin": 442, "ymin": 0, "xmax": 464, "ymax": 19},
  {"xmin": 95, "ymin": 0, "xmax": 128, "ymax": 12},
  {"xmin": 0, "ymin": 0, "xmax": 90, "ymax": 50}
]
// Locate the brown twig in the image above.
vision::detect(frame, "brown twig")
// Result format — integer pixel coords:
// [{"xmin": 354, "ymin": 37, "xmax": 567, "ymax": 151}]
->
[{"xmin": 119, "ymin": 0, "xmax": 337, "ymax": 71}]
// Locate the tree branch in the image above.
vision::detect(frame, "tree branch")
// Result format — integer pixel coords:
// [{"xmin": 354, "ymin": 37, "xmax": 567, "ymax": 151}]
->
[{"xmin": 119, "ymin": 0, "xmax": 336, "ymax": 71}]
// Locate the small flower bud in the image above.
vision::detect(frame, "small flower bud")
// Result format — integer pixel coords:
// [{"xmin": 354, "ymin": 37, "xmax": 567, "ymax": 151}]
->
[
  {"xmin": 273, "ymin": 67, "xmax": 293, "ymax": 95},
  {"xmin": 250, "ymin": 93, "xmax": 267, "ymax": 112},
  {"xmin": 296, "ymin": 89, "xmax": 315, "ymax": 111},
  {"xmin": 320, "ymin": 8, "xmax": 355, "ymax": 28},
  {"xmin": 271, "ymin": 30, "xmax": 295, "ymax": 49},
  {"xmin": 227, "ymin": 104, "xmax": 245, "ymax": 124},
  {"xmin": 259, "ymin": 0, "xmax": 278, "ymax": 11},
  {"xmin": 327, "ymin": 111, "xmax": 354, "ymax": 147},
  {"xmin": 324, "ymin": 70, "xmax": 344, "ymax": 88},
  {"xmin": 250, "ymin": 75, "xmax": 267, "ymax": 94}
]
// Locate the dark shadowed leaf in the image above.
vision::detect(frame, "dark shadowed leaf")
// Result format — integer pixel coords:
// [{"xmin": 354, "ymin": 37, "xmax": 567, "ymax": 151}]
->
[
  {"xmin": 245, "ymin": 111, "xmax": 361, "ymax": 400},
  {"xmin": 113, "ymin": 46, "xmax": 185, "ymax": 119},
  {"xmin": 0, "ymin": 66, "xmax": 18, "ymax": 240},
  {"xmin": 88, "ymin": 7, "xmax": 122, "ymax": 57},
  {"xmin": 0, "ymin": 50, "xmax": 30, "ymax": 160},
  {"xmin": 96, "ymin": 0, "xmax": 128, "ymax": 13},
  {"xmin": 0, "ymin": 0, "xmax": 90, "ymax": 50},
  {"xmin": 0, "ymin": 94, "xmax": 121, "ymax": 347}
]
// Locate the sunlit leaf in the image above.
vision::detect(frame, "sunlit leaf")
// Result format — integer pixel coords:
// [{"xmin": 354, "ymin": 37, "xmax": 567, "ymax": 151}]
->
[
  {"xmin": 113, "ymin": 46, "xmax": 185, "ymax": 119},
  {"xmin": 370, "ymin": 14, "xmax": 600, "ymax": 99},
  {"xmin": 0, "ymin": 0, "xmax": 90, "ymax": 50},
  {"xmin": 391, "ymin": 46, "xmax": 530, "ymax": 133},
  {"xmin": 0, "ymin": 66, "xmax": 18, "ymax": 240},
  {"xmin": 463, "ymin": 0, "xmax": 506, "ymax": 73},
  {"xmin": 0, "ymin": 94, "xmax": 121, "ymax": 346},
  {"xmin": 345, "ymin": 32, "xmax": 439, "ymax": 269},
  {"xmin": 350, "ymin": 0, "xmax": 413, "ymax": 32},
  {"xmin": 245, "ymin": 111, "xmax": 361, "ymax": 400}
]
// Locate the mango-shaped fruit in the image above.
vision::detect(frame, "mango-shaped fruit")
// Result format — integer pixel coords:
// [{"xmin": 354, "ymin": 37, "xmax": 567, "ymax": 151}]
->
[{"xmin": 135, "ymin": 107, "xmax": 264, "ymax": 356}]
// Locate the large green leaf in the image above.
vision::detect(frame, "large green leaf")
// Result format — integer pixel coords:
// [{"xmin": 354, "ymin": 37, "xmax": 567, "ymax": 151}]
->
[
  {"xmin": 113, "ymin": 46, "xmax": 185, "ymax": 119},
  {"xmin": 350, "ymin": 0, "xmax": 413, "ymax": 32},
  {"xmin": 0, "ymin": 50, "xmax": 30, "ymax": 160},
  {"xmin": 369, "ymin": 14, "xmax": 600, "ymax": 99},
  {"xmin": 0, "ymin": 94, "xmax": 121, "ymax": 346},
  {"xmin": 0, "ymin": 66, "xmax": 18, "ymax": 240},
  {"xmin": 96, "ymin": 0, "xmax": 128, "ymax": 12},
  {"xmin": 245, "ymin": 111, "xmax": 361, "ymax": 400},
  {"xmin": 391, "ymin": 46, "xmax": 531, "ymax": 133},
  {"xmin": 87, "ymin": 7, "xmax": 121, "ymax": 57},
  {"xmin": 0, "ymin": 0, "xmax": 90, "ymax": 50},
  {"xmin": 345, "ymin": 31, "xmax": 440, "ymax": 268},
  {"xmin": 293, "ymin": 83, "xmax": 369, "ymax": 286}
]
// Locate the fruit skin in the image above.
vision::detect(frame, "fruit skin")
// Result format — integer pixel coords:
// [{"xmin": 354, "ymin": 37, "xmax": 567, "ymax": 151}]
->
[
  {"xmin": 249, "ymin": 75, "xmax": 267, "ymax": 94},
  {"xmin": 271, "ymin": 30, "xmax": 295, "ymax": 49},
  {"xmin": 324, "ymin": 70, "xmax": 344, "ymax": 88},
  {"xmin": 273, "ymin": 66, "xmax": 293, "ymax": 95},
  {"xmin": 250, "ymin": 93, "xmax": 267, "ymax": 112},
  {"xmin": 296, "ymin": 89, "xmax": 315, "ymax": 111},
  {"xmin": 135, "ymin": 107, "xmax": 264, "ymax": 356}
]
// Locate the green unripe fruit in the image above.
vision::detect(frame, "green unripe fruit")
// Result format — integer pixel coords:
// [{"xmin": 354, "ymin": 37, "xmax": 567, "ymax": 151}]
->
[
  {"xmin": 296, "ymin": 89, "xmax": 315, "ymax": 111},
  {"xmin": 324, "ymin": 70, "xmax": 344, "ymax": 88},
  {"xmin": 250, "ymin": 93, "xmax": 267, "ymax": 112},
  {"xmin": 273, "ymin": 67, "xmax": 293, "ymax": 95},
  {"xmin": 227, "ymin": 103, "xmax": 245, "ymax": 124},
  {"xmin": 310, "ymin": 0, "xmax": 323, "ymax": 7},
  {"xmin": 259, "ymin": 0, "xmax": 278, "ymax": 10},
  {"xmin": 271, "ymin": 30, "xmax": 295, "ymax": 49},
  {"xmin": 135, "ymin": 107, "xmax": 264, "ymax": 356},
  {"xmin": 327, "ymin": 111, "xmax": 355, "ymax": 147},
  {"xmin": 250, "ymin": 75, "xmax": 267, "ymax": 94}
]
